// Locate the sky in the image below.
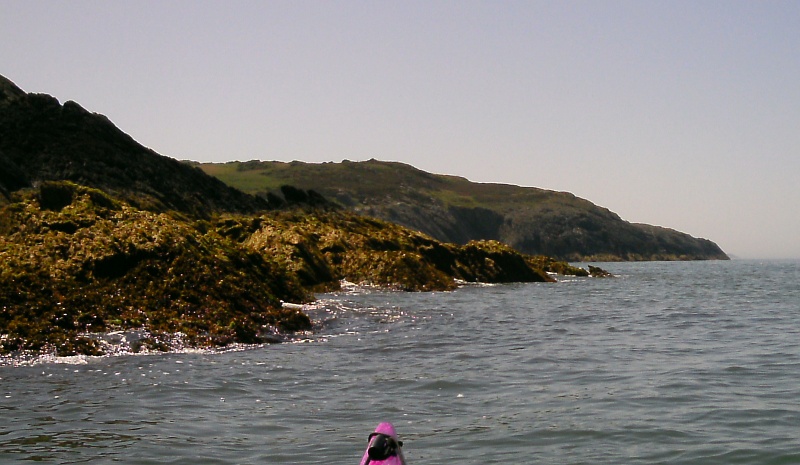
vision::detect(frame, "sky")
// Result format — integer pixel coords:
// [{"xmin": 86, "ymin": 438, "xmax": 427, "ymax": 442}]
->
[{"xmin": 2, "ymin": 1, "xmax": 798, "ymax": 259}]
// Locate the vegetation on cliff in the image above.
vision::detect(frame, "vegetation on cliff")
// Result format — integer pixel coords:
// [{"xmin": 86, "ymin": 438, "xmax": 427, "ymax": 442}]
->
[{"xmin": 198, "ymin": 160, "xmax": 729, "ymax": 261}]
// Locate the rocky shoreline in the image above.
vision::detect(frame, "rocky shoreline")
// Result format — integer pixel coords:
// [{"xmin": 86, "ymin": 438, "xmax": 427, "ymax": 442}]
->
[{"xmin": 0, "ymin": 181, "xmax": 607, "ymax": 357}]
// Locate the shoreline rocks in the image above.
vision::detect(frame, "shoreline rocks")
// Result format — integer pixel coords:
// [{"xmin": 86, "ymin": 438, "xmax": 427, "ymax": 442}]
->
[{"xmin": 0, "ymin": 182, "xmax": 602, "ymax": 357}]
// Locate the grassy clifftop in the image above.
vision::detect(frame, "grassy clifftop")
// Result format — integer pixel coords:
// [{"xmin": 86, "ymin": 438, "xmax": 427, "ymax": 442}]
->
[{"xmin": 198, "ymin": 159, "xmax": 729, "ymax": 261}]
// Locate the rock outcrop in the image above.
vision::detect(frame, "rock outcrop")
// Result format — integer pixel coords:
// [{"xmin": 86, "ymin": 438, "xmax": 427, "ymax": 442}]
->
[
  {"xmin": 0, "ymin": 75, "xmax": 267, "ymax": 217},
  {"xmin": 0, "ymin": 182, "xmax": 311, "ymax": 355},
  {"xmin": 1, "ymin": 181, "xmax": 569, "ymax": 355}
]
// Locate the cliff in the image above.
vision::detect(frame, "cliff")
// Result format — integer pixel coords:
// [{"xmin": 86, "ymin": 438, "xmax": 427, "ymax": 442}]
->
[{"xmin": 198, "ymin": 159, "xmax": 729, "ymax": 261}]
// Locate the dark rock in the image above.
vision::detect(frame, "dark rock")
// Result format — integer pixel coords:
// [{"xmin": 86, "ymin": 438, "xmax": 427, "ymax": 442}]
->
[
  {"xmin": 0, "ymin": 150, "xmax": 30, "ymax": 200},
  {"xmin": 307, "ymin": 189, "xmax": 327, "ymax": 207},
  {"xmin": 0, "ymin": 75, "xmax": 26, "ymax": 102},
  {"xmin": 0, "ymin": 74, "xmax": 268, "ymax": 218},
  {"xmin": 281, "ymin": 185, "xmax": 308, "ymax": 204},
  {"xmin": 91, "ymin": 249, "xmax": 154, "ymax": 279},
  {"xmin": 265, "ymin": 191, "xmax": 286, "ymax": 209},
  {"xmin": 38, "ymin": 181, "xmax": 76, "ymax": 211},
  {"xmin": 588, "ymin": 265, "xmax": 613, "ymax": 277}
]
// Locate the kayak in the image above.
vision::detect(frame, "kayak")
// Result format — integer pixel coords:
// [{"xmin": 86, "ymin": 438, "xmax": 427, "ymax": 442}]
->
[{"xmin": 359, "ymin": 422, "xmax": 408, "ymax": 465}]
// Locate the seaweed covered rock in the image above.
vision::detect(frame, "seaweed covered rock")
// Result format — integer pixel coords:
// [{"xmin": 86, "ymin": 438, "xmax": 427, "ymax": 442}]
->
[
  {"xmin": 0, "ymin": 182, "xmax": 593, "ymax": 356},
  {"xmin": 244, "ymin": 212, "xmax": 455, "ymax": 291},
  {"xmin": 450, "ymin": 240, "xmax": 553, "ymax": 283},
  {"xmin": 526, "ymin": 255, "xmax": 589, "ymax": 276},
  {"xmin": 588, "ymin": 265, "xmax": 613, "ymax": 277},
  {"xmin": 0, "ymin": 182, "xmax": 311, "ymax": 355},
  {"xmin": 243, "ymin": 211, "xmax": 554, "ymax": 291}
]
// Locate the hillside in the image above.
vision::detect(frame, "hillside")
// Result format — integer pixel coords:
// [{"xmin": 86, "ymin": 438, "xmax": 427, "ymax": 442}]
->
[{"xmin": 198, "ymin": 160, "xmax": 729, "ymax": 261}]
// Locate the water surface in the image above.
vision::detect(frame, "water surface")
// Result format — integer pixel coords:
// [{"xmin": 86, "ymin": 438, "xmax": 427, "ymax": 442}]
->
[{"xmin": 2, "ymin": 260, "xmax": 799, "ymax": 464}]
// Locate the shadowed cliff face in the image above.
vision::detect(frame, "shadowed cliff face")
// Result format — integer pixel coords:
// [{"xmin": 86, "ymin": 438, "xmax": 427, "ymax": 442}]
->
[
  {"xmin": 0, "ymin": 75, "xmax": 267, "ymax": 218},
  {"xmin": 360, "ymin": 203, "xmax": 505, "ymax": 246},
  {"xmin": 198, "ymin": 160, "xmax": 729, "ymax": 261}
]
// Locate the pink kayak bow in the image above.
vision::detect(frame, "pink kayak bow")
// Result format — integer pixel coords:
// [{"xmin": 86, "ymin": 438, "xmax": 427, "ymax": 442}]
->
[{"xmin": 359, "ymin": 422, "xmax": 407, "ymax": 465}]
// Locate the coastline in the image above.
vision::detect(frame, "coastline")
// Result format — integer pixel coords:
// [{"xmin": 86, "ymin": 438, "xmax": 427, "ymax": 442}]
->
[{"xmin": 1, "ymin": 181, "xmax": 603, "ymax": 357}]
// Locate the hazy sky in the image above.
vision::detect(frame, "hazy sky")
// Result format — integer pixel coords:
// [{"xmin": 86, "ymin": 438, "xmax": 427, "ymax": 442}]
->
[{"xmin": 2, "ymin": 1, "xmax": 798, "ymax": 258}]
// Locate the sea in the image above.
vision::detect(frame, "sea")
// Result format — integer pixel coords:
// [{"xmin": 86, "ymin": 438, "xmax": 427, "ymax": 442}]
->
[{"xmin": 1, "ymin": 260, "xmax": 799, "ymax": 464}]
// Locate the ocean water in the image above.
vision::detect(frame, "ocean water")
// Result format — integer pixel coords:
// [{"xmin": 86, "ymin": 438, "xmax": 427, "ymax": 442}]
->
[{"xmin": 1, "ymin": 260, "xmax": 799, "ymax": 464}]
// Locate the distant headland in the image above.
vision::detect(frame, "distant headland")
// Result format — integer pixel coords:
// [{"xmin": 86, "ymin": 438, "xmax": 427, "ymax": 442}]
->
[{"xmin": 196, "ymin": 159, "xmax": 729, "ymax": 262}]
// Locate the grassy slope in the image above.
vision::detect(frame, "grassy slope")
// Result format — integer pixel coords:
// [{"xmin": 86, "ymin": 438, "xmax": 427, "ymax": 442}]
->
[
  {"xmin": 199, "ymin": 160, "xmax": 610, "ymax": 214},
  {"xmin": 204, "ymin": 160, "xmax": 592, "ymax": 221}
]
